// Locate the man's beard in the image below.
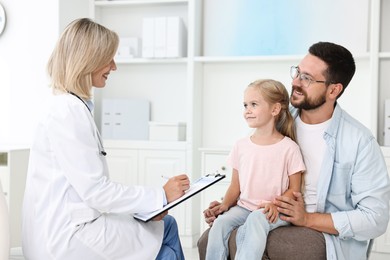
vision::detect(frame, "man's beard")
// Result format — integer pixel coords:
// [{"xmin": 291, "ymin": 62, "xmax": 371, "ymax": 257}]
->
[{"xmin": 290, "ymin": 86, "xmax": 326, "ymax": 110}]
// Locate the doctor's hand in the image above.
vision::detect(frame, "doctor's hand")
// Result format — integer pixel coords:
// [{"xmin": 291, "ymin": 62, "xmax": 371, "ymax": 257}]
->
[{"xmin": 163, "ymin": 174, "xmax": 190, "ymax": 203}]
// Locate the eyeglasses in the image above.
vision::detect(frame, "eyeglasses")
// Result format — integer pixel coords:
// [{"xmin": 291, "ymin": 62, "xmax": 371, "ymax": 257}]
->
[{"xmin": 290, "ymin": 66, "xmax": 326, "ymax": 88}]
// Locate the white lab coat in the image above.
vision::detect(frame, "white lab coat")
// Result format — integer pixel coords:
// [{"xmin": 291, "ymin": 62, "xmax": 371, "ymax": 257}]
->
[{"xmin": 22, "ymin": 93, "xmax": 165, "ymax": 259}]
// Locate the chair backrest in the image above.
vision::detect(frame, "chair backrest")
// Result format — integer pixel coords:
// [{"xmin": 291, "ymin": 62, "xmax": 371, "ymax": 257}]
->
[{"xmin": 0, "ymin": 179, "xmax": 10, "ymax": 260}]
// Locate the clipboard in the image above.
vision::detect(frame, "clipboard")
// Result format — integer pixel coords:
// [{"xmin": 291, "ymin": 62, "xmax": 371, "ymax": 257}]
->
[{"xmin": 134, "ymin": 173, "xmax": 226, "ymax": 222}]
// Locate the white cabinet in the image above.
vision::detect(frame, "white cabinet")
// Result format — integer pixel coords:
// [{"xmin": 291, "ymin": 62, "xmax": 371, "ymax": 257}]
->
[
  {"xmin": 138, "ymin": 149, "xmax": 186, "ymax": 186},
  {"xmin": 0, "ymin": 146, "xmax": 29, "ymax": 248},
  {"xmin": 199, "ymin": 148, "xmax": 231, "ymax": 233},
  {"xmin": 378, "ymin": 0, "xmax": 390, "ymax": 145},
  {"xmin": 370, "ymin": 147, "xmax": 390, "ymax": 259},
  {"xmin": 104, "ymin": 140, "xmax": 201, "ymax": 246},
  {"xmin": 105, "ymin": 148, "xmax": 138, "ymax": 185},
  {"xmin": 106, "ymin": 144, "xmax": 186, "ymax": 187}
]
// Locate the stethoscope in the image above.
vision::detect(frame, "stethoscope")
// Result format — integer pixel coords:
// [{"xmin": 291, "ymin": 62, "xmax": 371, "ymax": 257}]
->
[{"xmin": 69, "ymin": 91, "xmax": 107, "ymax": 156}]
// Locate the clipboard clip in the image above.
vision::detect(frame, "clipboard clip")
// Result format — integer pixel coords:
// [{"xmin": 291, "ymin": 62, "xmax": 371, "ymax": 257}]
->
[{"xmin": 206, "ymin": 171, "xmax": 222, "ymax": 177}]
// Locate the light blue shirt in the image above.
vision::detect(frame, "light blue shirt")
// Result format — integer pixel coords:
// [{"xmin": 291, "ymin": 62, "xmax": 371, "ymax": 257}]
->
[{"xmin": 292, "ymin": 104, "xmax": 390, "ymax": 260}]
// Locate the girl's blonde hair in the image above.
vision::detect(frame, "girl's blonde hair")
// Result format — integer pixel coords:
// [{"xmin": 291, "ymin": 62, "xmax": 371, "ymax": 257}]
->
[
  {"xmin": 47, "ymin": 18, "xmax": 119, "ymax": 99},
  {"xmin": 248, "ymin": 79, "xmax": 296, "ymax": 142}
]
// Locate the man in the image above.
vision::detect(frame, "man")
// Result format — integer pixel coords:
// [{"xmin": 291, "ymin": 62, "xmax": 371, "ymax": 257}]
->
[{"xmin": 198, "ymin": 42, "xmax": 390, "ymax": 259}]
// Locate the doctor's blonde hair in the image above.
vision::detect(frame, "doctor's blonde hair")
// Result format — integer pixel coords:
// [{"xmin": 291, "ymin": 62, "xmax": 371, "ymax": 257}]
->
[{"xmin": 47, "ymin": 18, "xmax": 119, "ymax": 99}]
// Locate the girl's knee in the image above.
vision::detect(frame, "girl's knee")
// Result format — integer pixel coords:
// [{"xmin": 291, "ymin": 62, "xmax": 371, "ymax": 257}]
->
[
  {"xmin": 209, "ymin": 217, "xmax": 224, "ymax": 234},
  {"xmin": 246, "ymin": 210, "xmax": 268, "ymax": 224}
]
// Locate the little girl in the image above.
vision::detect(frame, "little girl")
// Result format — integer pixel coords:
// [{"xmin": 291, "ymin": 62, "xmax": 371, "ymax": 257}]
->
[{"xmin": 206, "ymin": 79, "xmax": 305, "ymax": 260}]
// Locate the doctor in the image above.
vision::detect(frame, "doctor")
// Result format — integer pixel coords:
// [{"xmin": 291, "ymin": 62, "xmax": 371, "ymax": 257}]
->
[{"xmin": 22, "ymin": 18, "xmax": 189, "ymax": 260}]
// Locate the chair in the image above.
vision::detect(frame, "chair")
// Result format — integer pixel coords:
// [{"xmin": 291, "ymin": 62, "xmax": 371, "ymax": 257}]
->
[{"xmin": 198, "ymin": 227, "xmax": 374, "ymax": 260}]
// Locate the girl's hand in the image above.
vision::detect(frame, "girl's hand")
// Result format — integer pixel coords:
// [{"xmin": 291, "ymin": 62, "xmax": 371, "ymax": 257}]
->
[
  {"xmin": 263, "ymin": 203, "xmax": 278, "ymax": 223},
  {"xmin": 203, "ymin": 201, "xmax": 221, "ymax": 227},
  {"xmin": 217, "ymin": 203, "xmax": 229, "ymax": 215}
]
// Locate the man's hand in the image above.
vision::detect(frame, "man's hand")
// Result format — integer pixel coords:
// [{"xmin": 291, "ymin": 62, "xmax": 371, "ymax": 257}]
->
[
  {"xmin": 273, "ymin": 191, "xmax": 307, "ymax": 226},
  {"xmin": 274, "ymin": 191, "xmax": 338, "ymax": 234},
  {"xmin": 203, "ymin": 200, "xmax": 221, "ymax": 227},
  {"xmin": 163, "ymin": 174, "xmax": 190, "ymax": 203}
]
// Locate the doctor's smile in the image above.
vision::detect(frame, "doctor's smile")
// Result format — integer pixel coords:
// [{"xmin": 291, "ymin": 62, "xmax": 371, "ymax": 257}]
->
[{"xmin": 92, "ymin": 59, "xmax": 116, "ymax": 88}]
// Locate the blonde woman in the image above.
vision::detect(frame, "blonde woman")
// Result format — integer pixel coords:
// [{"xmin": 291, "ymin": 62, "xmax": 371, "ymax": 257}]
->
[{"xmin": 22, "ymin": 18, "xmax": 188, "ymax": 260}]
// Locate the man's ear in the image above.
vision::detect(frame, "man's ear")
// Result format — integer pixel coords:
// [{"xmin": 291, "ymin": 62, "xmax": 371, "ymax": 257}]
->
[{"xmin": 329, "ymin": 83, "xmax": 343, "ymax": 99}]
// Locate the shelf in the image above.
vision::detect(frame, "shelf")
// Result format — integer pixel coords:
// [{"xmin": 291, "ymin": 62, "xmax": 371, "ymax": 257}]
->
[
  {"xmin": 382, "ymin": 146, "xmax": 390, "ymax": 156},
  {"xmin": 199, "ymin": 147, "xmax": 231, "ymax": 153},
  {"xmin": 0, "ymin": 144, "xmax": 30, "ymax": 151},
  {"xmin": 104, "ymin": 139, "xmax": 187, "ymax": 150},
  {"xmin": 95, "ymin": 0, "xmax": 188, "ymax": 7},
  {"xmin": 379, "ymin": 52, "xmax": 390, "ymax": 59},
  {"xmin": 193, "ymin": 53, "xmax": 370, "ymax": 64},
  {"xmin": 194, "ymin": 55, "xmax": 303, "ymax": 63},
  {"xmin": 116, "ymin": 58, "xmax": 187, "ymax": 64}
]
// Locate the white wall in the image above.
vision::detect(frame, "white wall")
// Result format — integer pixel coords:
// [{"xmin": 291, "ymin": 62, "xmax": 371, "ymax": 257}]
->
[
  {"xmin": 0, "ymin": 0, "xmax": 58, "ymax": 145},
  {"xmin": 0, "ymin": 0, "xmax": 89, "ymax": 146}
]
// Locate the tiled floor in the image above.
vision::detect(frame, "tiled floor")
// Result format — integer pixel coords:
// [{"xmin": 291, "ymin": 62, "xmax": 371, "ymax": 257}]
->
[
  {"xmin": 9, "ymin": 248, "xmax": 24, "ymax": 260},
  {"xmin": 184, "ymin": 246, "xmax": 199, "ymax": 260}
]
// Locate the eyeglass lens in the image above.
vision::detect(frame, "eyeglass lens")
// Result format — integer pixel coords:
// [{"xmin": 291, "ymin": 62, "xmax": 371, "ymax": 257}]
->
[
  {"xmin": 290, "ymin": 66, "xmax": 298, "ymax": 79},
  {"xmin": 290, "ymin": 66, "xmax": 314, "ymax": 88}
]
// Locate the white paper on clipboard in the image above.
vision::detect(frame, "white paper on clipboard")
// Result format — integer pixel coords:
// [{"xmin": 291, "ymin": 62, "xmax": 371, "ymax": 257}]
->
[{"xmin": 133, "ymin": 174, "xmax": 226, "ymax": 222}]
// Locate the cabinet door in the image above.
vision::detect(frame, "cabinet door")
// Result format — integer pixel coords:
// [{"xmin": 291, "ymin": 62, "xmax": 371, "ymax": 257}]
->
[
  {"xmin": 370, "ymin": 147, "xmax": 390, "ymax": 260},
  {"xmin": 138, "ymin": 150, "xmax": 188, "ymax": 238},
  {"xmin": 0, "ymin": 154, "xmax": 9, "ymax": 205},
  {"xmin": 138, "ymin": 150, "xmax": 186, "ymax": 187},
  {"xmin": 372, "ymin": 149, "xmax": 390, "ymax": 255},
  {"xmin": 200, "ymin": 183, "xmax": 230, "ymax": 233},
  {"xmin": 202, "ymin": 152, "xmax": 232, "ymax": 182},
  {"xmin": 200, "ymin": 151, "xmax": 232, "ymax": 232},
  {"xmin": 105, "ymin": 148, "xmax": 138, "ymax": 186}
]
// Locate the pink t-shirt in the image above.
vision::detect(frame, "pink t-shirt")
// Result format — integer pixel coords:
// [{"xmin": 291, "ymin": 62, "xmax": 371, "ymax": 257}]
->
[{"xmin": 227, "ymin": 136, "xmax": 305, "ymax": 211}]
